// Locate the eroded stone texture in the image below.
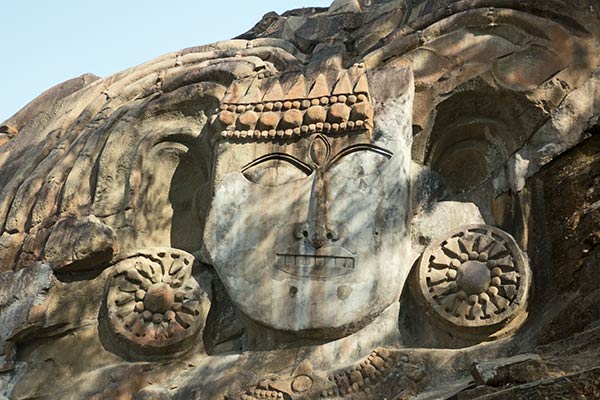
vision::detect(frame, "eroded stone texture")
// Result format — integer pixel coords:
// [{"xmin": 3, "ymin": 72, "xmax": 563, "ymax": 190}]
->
[
  {"xmin": 471, "ymin": 354, "xmax": 549, "ymax": 386},
  {"xmin": 1, "ymin": 0, "xmax": 600, "ymax": 399}
]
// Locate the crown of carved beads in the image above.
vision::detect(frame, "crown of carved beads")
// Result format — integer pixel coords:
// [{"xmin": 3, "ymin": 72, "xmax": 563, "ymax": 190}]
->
[{"xmin": 213, "ymin": 64, "xmax": 374, "ymax": 140}]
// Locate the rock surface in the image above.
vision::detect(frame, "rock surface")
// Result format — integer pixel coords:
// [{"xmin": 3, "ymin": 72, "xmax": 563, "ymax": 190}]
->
[
  {"xmin": 471, "ymin": 354, "xmax": 549, "ymax": 386},
  {"xmin": 0, "ymin": 0, "xmax": 600, "ymax": 399}
]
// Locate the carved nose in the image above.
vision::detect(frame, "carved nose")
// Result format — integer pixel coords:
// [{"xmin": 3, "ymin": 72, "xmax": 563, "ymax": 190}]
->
[{"xmin": 293, "ymin": 223, "xmax": 339, "ymax": 248}]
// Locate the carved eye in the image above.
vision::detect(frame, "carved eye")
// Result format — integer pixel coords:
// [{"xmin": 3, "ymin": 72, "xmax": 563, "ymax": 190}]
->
[
  {"xmin": 329, "ymin": 145, "xmax": 392, "ymax": 178},
  {"xmin": 242, "ymin": 154, "xmax": 312, "ymax": 186}
]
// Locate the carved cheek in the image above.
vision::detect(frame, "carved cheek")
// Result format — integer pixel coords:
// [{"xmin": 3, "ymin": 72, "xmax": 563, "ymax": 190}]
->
[{"xmin": 206, "ymin": 172, "xmax": 313, "ymax": 266}]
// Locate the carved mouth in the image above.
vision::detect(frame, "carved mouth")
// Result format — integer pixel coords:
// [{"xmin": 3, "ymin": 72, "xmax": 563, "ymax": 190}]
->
[{"xmin": 275, "ymin": 248, "xmax": 355, "ymax": 279}]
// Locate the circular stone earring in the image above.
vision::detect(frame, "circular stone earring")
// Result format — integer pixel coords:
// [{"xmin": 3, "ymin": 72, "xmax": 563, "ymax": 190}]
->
[
  {"xmin": 414, "ymin": 225, "xmax": 531, "ymax": 339},
  {"xmin": 104, "ymin": 248, "xmax": 208, "ymax": 357}
]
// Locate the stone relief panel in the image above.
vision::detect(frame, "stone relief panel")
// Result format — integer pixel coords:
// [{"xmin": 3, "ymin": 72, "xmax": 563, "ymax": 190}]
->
[
  {"xmin": 105, "ymin": 248, "xmax": 208, "ymax": 356},
  {"xmin": 0, "ymin": 0, "xmax": 599, "ymax": 398},
  {"xmin": 414, "ymin": 225, "xmax": 530, "ymax": 337},
  {"xmin": 229, "ymin": 349, "xmax": 425, "ymax": 400}
]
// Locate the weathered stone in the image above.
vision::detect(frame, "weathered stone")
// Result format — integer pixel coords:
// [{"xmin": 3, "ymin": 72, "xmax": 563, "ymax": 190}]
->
[
  {"xmin": 105, "ymin": 248, "xmax": 209, "ymax": 357},
  {"xmin": 0, "ymin": 134, "xmax": 9, "ymax": 147},
  {"xmin": 258, "ymin": 111, "xmax": 280, "ymax": 131},
  {"xmin": 327, "ymin": 102, "xmax": 351, "ymax": 123},
  {"xmin": 411, "ymin": 201, "xmax": 485, "ymax": 252},
  {"xmin": 493, "ymin": 45, "xmax": 566, "ymax": 92},
  {"xmin": 456, "ymin": 385, "xmax": 498, "ymax": 400},
  {"xmin": 305, "ymin": 105, "xmax": 327, "ymax": 123},
  {"xmin": 1, "ymin": 0, "xmax": 600, "ymax": 399},
  {"xmin": 471, "ymin": 354, "xmax": 549, "ymax": 387},
  {"xmin": 478, "ymin": 367, "xmax": 600, "ymax": 399},
  {"xmin": 43, "ymin": 215, "xmax": 116, "ymax": 272},
  {"xmin": 0, "ymin": 264, "xmax": 54, "ymax": 372},
  {"xmin": 328, "ymin": 0, "xmax": 362, "ymax": 15},
  {"xmin": 237, "ymin": 110, "xmax": 259, "ymax": 130},
  {"xmin": 280, "ymin": 108, "xmax": 303, "ymax": 128}
]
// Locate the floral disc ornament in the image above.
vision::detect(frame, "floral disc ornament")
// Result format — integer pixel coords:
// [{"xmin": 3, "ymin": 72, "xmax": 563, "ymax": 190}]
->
[
  {"xmin": 416, "ymin": 225, "xmax": 531, "ymax": 336},
  {"xmin": 105, "ymin": 248, "xmax": 208, "ymax": 355}
]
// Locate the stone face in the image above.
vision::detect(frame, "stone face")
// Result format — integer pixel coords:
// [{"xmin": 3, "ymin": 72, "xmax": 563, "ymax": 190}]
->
[
  {"xmin": 204, "ymin": 67, "xmax": 413, "ymax": 335},
  {"xmin": 1, "ymin": 0, "xmax": 600, "ymax": 399}
]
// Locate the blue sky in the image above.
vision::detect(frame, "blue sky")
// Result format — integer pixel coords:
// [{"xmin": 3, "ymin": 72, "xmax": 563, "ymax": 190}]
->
[{"xmin": 1, "ymin": 0, "xmax": 332, "ymax": 123}]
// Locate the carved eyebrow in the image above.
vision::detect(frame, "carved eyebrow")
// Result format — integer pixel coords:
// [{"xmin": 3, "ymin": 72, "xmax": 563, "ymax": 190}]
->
[
  {"xmin": 329, "ymin": 144, "xmax": 393, "ymax": 167},
  {"xmin": 241, "ymin": 153, "xmax": 313, "ymax": 175}
]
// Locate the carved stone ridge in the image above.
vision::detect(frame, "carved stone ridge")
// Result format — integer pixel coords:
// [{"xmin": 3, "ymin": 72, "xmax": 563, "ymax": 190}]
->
[{"xmin": 213, "ymin": 64, "xmax": 374, "ymax": 140}]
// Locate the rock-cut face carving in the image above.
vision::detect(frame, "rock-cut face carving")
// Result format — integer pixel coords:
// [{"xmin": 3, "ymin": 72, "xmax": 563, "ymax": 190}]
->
[
  {"xmin": 203, "ymin": 67, "xmax": 412, "ymax": 337},
  {"xmin": 105, "ymin": 248, "xmax": 207, "ymax": 356},
  {"xmin": 415, "ymin": 225, "xmax": 530, "ymax": 337}
]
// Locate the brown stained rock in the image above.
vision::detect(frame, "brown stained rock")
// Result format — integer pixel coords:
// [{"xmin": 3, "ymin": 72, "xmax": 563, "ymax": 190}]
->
[
  {"xmin": 350, "ymin": 101, "xmax": 373, "ymax": 122},
  {"xmin": 286, "ymin": 75, "xmax": 308, "ymax": 99},
  {"xmin": 218, "ymin": 110, "xmax": 236, "ymax": 127},
  {"xmin": 0, "ymin": 264, "xmax": 54, "ymax": 373},
  {"xmin": 477, "ymin": 367, "xmax": 600, "ymax": 399},
  {"xmin": 327, "ymin": 103, "xmax": 351, "ymax": 123},
  {"xmin": 428, "ymin": 29, "xmax": 520, "ymax": 67},
  {"xmin": 263, "ymin": 81, "xmax": 285, "ymax": 102},
  {"xmin": 0, "ymin": 133, "xmax": 10, "ymax": 147},
  {"xmin": 332, "ymin": 72, "xmax": 353, "ymax": 95},
  {"xmin": 0, "ymin": 342, "xmax": 16, "ymax": 373},
  {"xmin": 471, "ymin": 354, "xmax": 549, "ymax": 387},
  {"xmin": 1, "ymin": 73, "xmax": 99, "ymax": 133},
  {"xmin": 305, "ymin": 105, "xmax": 327, "ymax": 124},
  {"xmin": 258, "ymin": 111, "xmax": 280, "ymax": 130},
  {"xmin": 456, "ymin": 385, "xmax": 498, "ymax": 400},
  {"xmin": 280, "ymin": 109, "xmax": 303, "ymax": 128},
  {"xmin": 389, "ymin": 48, "xmax": 453, "ymax": 85},
  {"xmin": 308, "ymin": 74, "xmax": 330, "ymax": 98},
  {"xmin": 1, "ymin": 1, "xmax": 600, "ymax": 399},
  {"xmin": 135, "ymin": 386, "xmax": 172, "ymax": 400},
  {"xmin": 328, "ymin": 0, "xmax": 362, "ymax": 15},
  {"xmin": 541, "ymin": 135, "xmax": 600, "ymax": 292},
  {"xmin": 492, "ymin": 45, "xmax": 566, "ymax": 92},
  {"xmin": 42, "ymin": 216, "xmax": 116, "ymax": 273},
  {"xmin": 0, "ymin": 124, "xmax": 18, "ymax": 136},
  {"xmin": 237, "ymin": 110, "xmax": 259, "ymax": 130}
]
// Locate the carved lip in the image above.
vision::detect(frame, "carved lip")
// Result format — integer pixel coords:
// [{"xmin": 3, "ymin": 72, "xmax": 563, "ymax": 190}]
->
[{"xmin": 275, "ymin": 246, "xmax": 355, "ymax": 278}]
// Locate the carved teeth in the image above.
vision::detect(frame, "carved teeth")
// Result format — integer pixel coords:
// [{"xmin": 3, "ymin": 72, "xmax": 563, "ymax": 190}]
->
[{"xmin": 276, "ymin": 254, "xmax": 354, "ymax": 269}]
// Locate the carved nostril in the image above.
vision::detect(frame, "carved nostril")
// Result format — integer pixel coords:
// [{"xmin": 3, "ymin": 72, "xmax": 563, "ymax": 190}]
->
[
  {"xmin": 293, "ymin": 223, "xmax": 310, "ymax": 240},
  {"xmin": 326, "ymin": 224, "xmax": 339, "ymax": 241}
]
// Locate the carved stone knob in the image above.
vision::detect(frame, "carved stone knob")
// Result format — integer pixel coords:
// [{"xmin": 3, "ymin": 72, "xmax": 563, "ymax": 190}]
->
[
  {"xmin": 105, "ymin": 248, "xmax": 207, "ymax": 356},
  {"xmin": 415, "ymin": 225, "xmax": 531, "ymax": 337}
]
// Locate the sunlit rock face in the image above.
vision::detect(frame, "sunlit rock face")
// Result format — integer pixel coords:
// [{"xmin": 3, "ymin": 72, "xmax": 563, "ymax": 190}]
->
[{"xmin": 1, "ymin": 0, "xmax": 600, "ymax": 399}]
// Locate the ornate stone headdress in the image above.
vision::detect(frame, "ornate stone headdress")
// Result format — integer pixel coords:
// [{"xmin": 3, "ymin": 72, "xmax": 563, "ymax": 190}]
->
[{"xmin": 213, "ymin": 64, "xmax": 374, "ymax": 140}]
